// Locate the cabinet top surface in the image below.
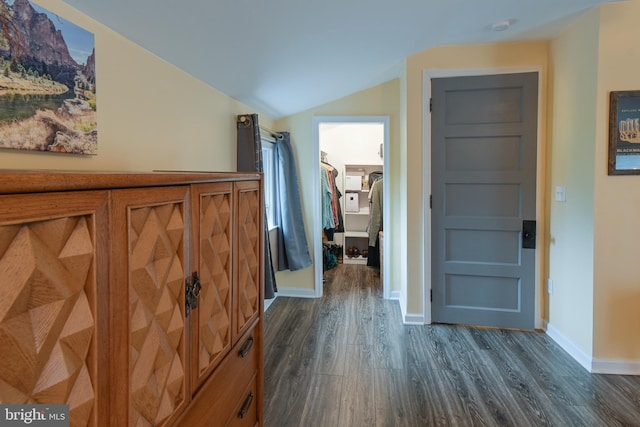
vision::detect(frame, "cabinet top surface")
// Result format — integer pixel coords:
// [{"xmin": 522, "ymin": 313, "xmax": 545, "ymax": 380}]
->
[{"xmin": 0, "ymin": 170, "xmax": 261, "ymax": 194}]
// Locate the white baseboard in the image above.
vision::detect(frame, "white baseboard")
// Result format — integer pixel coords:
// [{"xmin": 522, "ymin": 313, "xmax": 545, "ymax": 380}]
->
[
  {"xmin": 264, "ymin": 296, "xmax": 277, "ymax": 312},
  {"xmin": 403, "ymin": 313, "xmax": 426, "ymax": 325},
  {"xmin": 389, "ymin": 290, "xmax": 401, "ymax": 300},
  {"xmin": 545, "ymin": 322, "xmax": 640, "ymax": 375},
  {"xmin": 545, "ymin": 323, "xmax": 593, "ymax": 372},
  {"xmin": 398, "ymin": 299, "xmax": 425, "ymax": 325},
  {"xmin": 273, "ymin": 287, "xmax": 318, "ymax": 299},
  {"xmin": 591, "ymin": 358, "xmax": 640, "ymax": 375}
]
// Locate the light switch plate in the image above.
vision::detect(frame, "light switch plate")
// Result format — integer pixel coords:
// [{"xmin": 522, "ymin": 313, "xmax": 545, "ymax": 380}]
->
[{"xmin": 555, "ymin": 186, "xmax": 566, "ymax": 202}]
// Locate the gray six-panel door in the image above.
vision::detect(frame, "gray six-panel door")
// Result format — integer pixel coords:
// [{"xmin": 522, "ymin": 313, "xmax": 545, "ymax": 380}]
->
[{"xmin": 431, "ymin": 72, "xmax": 538, "ymax": 330}]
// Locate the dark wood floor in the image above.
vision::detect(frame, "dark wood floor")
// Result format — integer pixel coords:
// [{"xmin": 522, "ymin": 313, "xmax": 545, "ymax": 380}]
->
[{"xmin": 263, "ymin": 264, "xmax": 640, "ymax": 427}]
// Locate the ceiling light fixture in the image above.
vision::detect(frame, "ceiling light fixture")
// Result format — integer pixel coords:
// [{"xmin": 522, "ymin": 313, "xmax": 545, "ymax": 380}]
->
[{"xmin": 491, "ymin": 19, "xmax": 516, "ymax": 32}]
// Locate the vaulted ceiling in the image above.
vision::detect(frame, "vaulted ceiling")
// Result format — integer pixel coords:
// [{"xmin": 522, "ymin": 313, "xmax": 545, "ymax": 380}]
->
[{"xmin": 63, "ymin": 0, "xmax": 620, "ymax": 119}]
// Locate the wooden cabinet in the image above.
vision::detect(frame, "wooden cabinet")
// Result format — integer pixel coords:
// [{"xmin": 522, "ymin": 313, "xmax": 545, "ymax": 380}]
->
[{"xmin": 0, "ymin": 171, "xmax": 264, "ymax": 427}]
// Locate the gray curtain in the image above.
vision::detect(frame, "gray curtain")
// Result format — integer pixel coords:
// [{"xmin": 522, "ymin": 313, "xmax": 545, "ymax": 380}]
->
[
  {"xmin": 275, "ymin": 132, "xmax": 312, "ymax": 271},
  {"xmin": 236, "ymin": 114, "xmax": 277, "ymax": 299}
]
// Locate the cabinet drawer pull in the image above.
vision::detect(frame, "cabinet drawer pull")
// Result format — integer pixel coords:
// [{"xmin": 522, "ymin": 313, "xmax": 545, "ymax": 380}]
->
[
  {"xmin": 238, "ymin": 336, "xmax": 254, "ymax": 358},
  {"xmin": 238, "ymin": 391, "xmax": 254, "ymax": 419}
]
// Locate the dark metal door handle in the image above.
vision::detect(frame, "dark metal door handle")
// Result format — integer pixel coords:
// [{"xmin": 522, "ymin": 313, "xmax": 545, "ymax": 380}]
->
[{"xmin": 522, "ymin": 220, "xmax": 536, "ymax": 249}]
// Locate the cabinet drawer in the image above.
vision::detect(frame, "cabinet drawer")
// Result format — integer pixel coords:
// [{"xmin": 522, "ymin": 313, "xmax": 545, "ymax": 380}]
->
[
  {"xmin": 228, "ymin": 375, "xmax": 258, "ymax": 427},
  {"xmin": 177, "ymin": 325, "xmax": 258, "ymax": 427}
]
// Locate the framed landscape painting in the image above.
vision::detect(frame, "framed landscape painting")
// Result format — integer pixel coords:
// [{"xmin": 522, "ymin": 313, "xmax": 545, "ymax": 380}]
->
[{"xmin": 0, "ymin": 0, "xmax": 96, "ymax": 155}]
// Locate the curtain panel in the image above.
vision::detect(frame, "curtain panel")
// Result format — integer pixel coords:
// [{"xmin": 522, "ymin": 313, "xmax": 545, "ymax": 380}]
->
[
  {"xmin": 236, "ymin": 114, "xmax": 277, "ymax": 299},
  {"xmin": 275, "ymin": 132, "xmax": 312, "ymax": 271}
]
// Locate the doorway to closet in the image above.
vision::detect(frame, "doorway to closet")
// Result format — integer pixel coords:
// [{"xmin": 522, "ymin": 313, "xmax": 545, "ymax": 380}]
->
[{"xmin": 313, "ymin": 116, "xmax": 390, "ymax": 299}]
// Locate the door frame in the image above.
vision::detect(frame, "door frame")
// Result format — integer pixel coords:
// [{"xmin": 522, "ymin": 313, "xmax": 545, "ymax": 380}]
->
[
  {"xmin": 423, "ymin": 67, "xmax": 545, "ymax": 329},
  {"xmin": 313, "ymin": 116, "xmax": 391, "ymax": 299}
]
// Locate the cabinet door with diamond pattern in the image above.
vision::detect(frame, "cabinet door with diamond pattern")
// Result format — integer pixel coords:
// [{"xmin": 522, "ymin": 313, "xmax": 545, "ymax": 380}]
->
[
  {"xmin": 233, "ymin": 181, "xmax": 263, "ymax": 343},
  {"xmin": 110, "ymin": 187, "xmax": 189, "ymax": 427},
  {"xmin": 189, "ymin": 182, "xmax": 233, "ymax": 392},
  {"xmin": 0, "ymin": 191, "xmax": 109, "ymax": 427}
]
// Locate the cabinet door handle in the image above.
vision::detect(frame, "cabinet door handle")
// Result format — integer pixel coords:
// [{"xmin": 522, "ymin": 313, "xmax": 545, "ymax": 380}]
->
[
  {"xmin": 238, "ymin": 391, "xmax": 254, "ymax": 419},
  {"xmin": 185, "ymin": 271, "xmax": 202, "ymax": 317},
  {"xmin": 238, "ymin": 336, "xmax": 254, "ymax": 358}
]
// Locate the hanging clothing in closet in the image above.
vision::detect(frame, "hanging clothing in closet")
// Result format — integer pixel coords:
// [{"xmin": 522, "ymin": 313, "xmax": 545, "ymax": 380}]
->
[
  {"xmin": 367, "ymin": 176, "xmax": 383, "ymax": 268},
  {"xmin": 320, "ymin": 162, "xmax": 344, "ymax": 241},
  {"xmin": 321, "ymin": 164, "xmax": 335, "ymax": 230}
]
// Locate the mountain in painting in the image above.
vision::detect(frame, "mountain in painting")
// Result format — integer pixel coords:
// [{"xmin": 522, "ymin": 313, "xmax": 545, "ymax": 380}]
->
[
  {"xmin": 0, "ymin": 0, "xmax": 97, "ymax": 155},
  {"xmin": 0, "ymin": 0, "xmax": 94, "ymax": 88}
]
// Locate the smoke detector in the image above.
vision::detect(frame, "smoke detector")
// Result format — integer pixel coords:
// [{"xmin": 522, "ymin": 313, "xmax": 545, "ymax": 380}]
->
[{"xmin": 491, "ymin": 19, "xmax": 516, "ymax": 32}]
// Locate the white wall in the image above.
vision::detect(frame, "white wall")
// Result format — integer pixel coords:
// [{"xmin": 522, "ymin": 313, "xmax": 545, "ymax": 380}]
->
[
  {"xmin": 320, "ymin": 123, "xmax": 384, "ymax": 166},
  {"xmin": 547, "ymin": 8, "xmax": 599, "ymax": 360}
]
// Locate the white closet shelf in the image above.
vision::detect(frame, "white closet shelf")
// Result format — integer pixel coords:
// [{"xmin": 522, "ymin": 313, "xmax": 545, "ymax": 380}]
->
[
  {"xmin": 344, "ymin": 256, "xmax": 367, "ymax": 265},
  {"xmin": 345, "ymin": 164, "xmax": 383, "ymax": 171},
  {"xmin": 344, "ymin": 231, "xmax": 368, "ymax": 238},
  {"xmin": 346, "ymin": 207, "xmax": 369, "ymax": 215}
]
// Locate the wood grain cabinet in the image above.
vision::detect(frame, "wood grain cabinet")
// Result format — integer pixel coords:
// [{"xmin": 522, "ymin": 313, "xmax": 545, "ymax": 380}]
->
[
  {"xmin": 0, "ymin": 190, "xmax": 110, "ymax": 426},
  {"xmin": 0, "ymin": 171, "xmax": 264, "ymax": 427}
]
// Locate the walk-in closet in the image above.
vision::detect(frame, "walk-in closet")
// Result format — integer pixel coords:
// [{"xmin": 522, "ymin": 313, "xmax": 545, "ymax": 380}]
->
[{"xmin": 317, "ymin": 118, "xmax": 387, "ymax": 289}]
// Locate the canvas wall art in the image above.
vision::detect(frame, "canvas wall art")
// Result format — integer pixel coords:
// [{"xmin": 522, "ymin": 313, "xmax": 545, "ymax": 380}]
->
[{"xmin": 0, "ymin": 0, "xmax": 96, "ymax": 155}]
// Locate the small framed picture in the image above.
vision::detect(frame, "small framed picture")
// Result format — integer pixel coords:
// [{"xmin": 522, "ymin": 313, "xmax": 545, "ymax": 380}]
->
[{"xmin": 609, "ymin": 91, "xmax": 640, "ymax": 175}]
